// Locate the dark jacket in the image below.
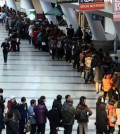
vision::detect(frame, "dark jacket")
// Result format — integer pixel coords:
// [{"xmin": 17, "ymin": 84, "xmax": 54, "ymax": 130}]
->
[
  {"xmin": 18, "ymin": 103, "xmax": 28, "ymax": 126},
  {"xmin": 5, "ymin": 119, "xmax": 19, "ymax": 134},
  {"xmin": 52, "ymin": 99, "xmax": 62, "ymax": 115},
  {"xmin": 96, "ymin": 102, "xmax": 108, "ymax": 133},
  {"xmin": 34, "ymin": 104, "xmax": 48, "ymax": 124},
  {"xmin": 47, "ymin": 107, "xmax": 60, "ymax": 126},
  {"xmin": 0, "ymin": 108, "xmax": 4, "ymax": 130},
  {"xmin": 61, "ymin": 102, "xmax": 75, "ymax": 125}
]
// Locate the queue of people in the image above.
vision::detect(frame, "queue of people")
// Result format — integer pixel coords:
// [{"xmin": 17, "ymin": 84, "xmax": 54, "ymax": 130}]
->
[{"xmin": 0, "ymin": 88, "xmax": 93, "ymax": 134}]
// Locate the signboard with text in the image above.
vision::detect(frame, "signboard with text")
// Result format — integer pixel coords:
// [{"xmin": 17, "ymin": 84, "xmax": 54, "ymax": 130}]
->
[
  {"xmin": 57, "ymin": 0, "xmax": 78, "ymax": 3},
  {"xmin": 113, "ymin": 0, "xmax": 120, "ymax": 21},
  {"xmin": 79, "ymin": 0, "xmax": 104, "ymax": 10}
]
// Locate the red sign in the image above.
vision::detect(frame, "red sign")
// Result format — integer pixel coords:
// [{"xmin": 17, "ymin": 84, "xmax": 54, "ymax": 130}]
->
[
  {"xmin": 113, "ymin": 0, "xmax": 120, "ymax": 21},
  {"xmin": 80, "ymin": 2, "xmax": 104, "ymax": 10}
]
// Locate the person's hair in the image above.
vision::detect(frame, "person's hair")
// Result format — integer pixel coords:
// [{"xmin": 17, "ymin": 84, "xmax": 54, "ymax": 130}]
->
[
  {"xmin": 117, "ymin": 102, "xmax": 120, "ymax": 108},
  {"xmin": 79, "ymin": 96, "xmax": 86, "ymax": 105},
  {"xmin": 38, "ymin": 96, "xmax": 46, "ymax": 104},
  {"xmin": 30, "ymin": 99, "xmax": 36, "ymax": 105},
  {"xmin": 7, "ymin": 111, "xmax": 13, "ymax": 119},
  {"xmin": 65, "ymin": 95, "xmax": 70, "ymax": 100},
  {"xmin": 56, "ymin": 95, "xmax": 62, "ymax": 101},
  {"xmin": 21, "ymin": 97, "xmax": 26, "ymax": 102},
  {"xmin": 0, "ymin": 88, "xmax": 3, "ymax": 93}
]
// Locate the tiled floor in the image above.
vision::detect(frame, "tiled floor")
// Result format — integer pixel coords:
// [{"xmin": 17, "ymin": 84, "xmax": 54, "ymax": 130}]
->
[{"xmin": 0, "ymin": 24, "xmax": 118, "ymax": 134}]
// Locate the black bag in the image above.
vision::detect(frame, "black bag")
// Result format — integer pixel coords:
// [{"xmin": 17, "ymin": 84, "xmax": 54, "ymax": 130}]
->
[{"xmin": 78, "ymin": 111, "xmax": 88, "ymax": 122}]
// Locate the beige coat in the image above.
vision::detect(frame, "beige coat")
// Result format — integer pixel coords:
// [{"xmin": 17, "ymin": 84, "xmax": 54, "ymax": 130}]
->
[
  {"xmin": 116, "ymin": 108, "xmax": 120, "ymax": 125},
  {"xmin": 94, "ymin": 66, "xmax": 104, "ymax": 83}
]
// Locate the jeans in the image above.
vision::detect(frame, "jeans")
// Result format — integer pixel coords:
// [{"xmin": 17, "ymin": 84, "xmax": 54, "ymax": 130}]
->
[
  {"xmin": 79, "ymin": 123, "xmax": 88, "ymax": 134},
  {"xmin": 64, "ymin": 125, "xmax": 73, "ymax": 134},
  {"xmin": 30, "ymin": 124, "xmax": 37, "ymax": 134},
  {"xmin": 37, "ymin": 123, "xmax": 45, "ymax": 134}
]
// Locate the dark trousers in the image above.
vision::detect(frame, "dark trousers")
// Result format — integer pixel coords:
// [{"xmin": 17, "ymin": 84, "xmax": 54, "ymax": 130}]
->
[
  {"xmin": 109, "ymin": 126, "xmax": 115, "ymax": 134},
  {"xmin": 19, "ymin": 125, "xmax": 26, "ymax": 134},
  {"xmin": 65, "ymin": 51, "xmax": 71, "ymax": 63},
  {"xmin": 30, "ymin": 124, "xmax": 37, "ymax": 134},
  {"xmin": 104, "ymin": 91, "xmax": 108, "ymax": 102},
  {"xmin": 50, "ymin": 123, "xmax": 57, "ymax": 134},
  {"xmin": 64, "ymin": 125, "xmax": 73, "ymax": 134},
  {"xmin": 52, "ymin": 49, "xmax": 56, "ymax": 59},
  {"xmin": 3, "ymin": 51, "xmax": 8, "ymax": 63},
  {"xmin": 37, "ymin": 123, "xmax": 45, "ymax": 134},
  {"xmin": 118, "ymin": 125, "xmax": 120, "ymax": 134},
  {"xmin": 0, "ymin": 129, "xmax": 2, "ymax": 134},
  {"xmin": 73, "ymin": 61, "xmax": 80, "ymax": 72}
]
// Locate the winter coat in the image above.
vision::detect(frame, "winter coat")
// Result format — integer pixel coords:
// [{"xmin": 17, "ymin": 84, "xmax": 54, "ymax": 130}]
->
[
  {"xmin": 61, "ymin": 102, "xmax": 75, "ymax": 125},
  {"xmin": 18, "ymin": 103, "xmax": 28, "ymax": 126},
  {"xmin": 96, "ymin": 102, "xmax": 108, "ymax": 132},
  {"xmin": 102, "ymin": 75, "xmax": 113, "ymax": 92},
  {"xmin": 116, "ymin": 108, "xmax": 120, "ymax": 125},
  {"xmin": 34, "ymin": 104, "xmax": 48, "ymax": 124},
  {"xmin": 107, "ymin": 103, "xmax": 117, "ymax": 127},
  {"xmin": 94, "ymin": 66, "xmax": 104, "ymax": 83},
  {"xmin": 47, "ymin": 108, "xmax": 60, "ymax": 126},
  {"xmin": 5, "ymin": 119, "xmax": 19, "ymax": 134},
  {"xmin": 28, "ymin": 105, "xmax": 36, "ymax": 124},
  {"xmin": 52, "ymin": 99, "xmax": 62, "ymax": 115},
  {"xmin": 76, "ymin": 104, "xmax": 92, "ymax": 123}
]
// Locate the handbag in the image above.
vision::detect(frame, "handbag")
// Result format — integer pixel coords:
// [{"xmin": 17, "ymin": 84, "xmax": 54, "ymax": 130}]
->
[{"xmin": 24, "ymin": 121, "xmax": 31, "ymax": 133}]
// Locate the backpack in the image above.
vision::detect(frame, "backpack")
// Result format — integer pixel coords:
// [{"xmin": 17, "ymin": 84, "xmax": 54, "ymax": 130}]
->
[{"xmin": 78, "ymin": 111, "xmax": 88, "ymax": 122}]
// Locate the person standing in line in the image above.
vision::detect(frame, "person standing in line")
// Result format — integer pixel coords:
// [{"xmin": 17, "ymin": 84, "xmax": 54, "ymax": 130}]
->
[
  {"xmin": 5, "ymin": 111, "xmax": 19, "ymax": 134},
  {"xmin": 76, "ymin": 96, "xmax": 92, "ymax": 134},
  {"xmin": 34, "ymin": 96, "xmax": 48, "ymax": 134},
  {"xmin": 1, "ymin": 38, "xmax": 10, "ymax": 63},
  {"xmin": 61, "ymin": 96, "xmax": 76, "ymax": 134},
  {"xmin": 28, "ymin": 99, "xmax": 37, "ymax": 134},
  {"xmin": 116, "ymin": 102, "xmax": 120, "ymax": 134},
  {"xmin": 18, "ymin": 97, "xmax": 28, "ymax": 134},
  {"xmin": 94, "ymin": 62, "xmax": 104, "ymax": 94},
  {"xmin": 106, "ymin": 100, "xmax": 116, "ymax": 134}
]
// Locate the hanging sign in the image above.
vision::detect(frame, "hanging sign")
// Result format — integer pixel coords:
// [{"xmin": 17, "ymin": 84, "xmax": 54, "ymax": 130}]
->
[
  {"xmin": 79, "ymin": 0, "xmax": 104, "ymax": 10},
  {"xmin": 57, "ymin": 0, "xmax": 78, "ymax": 3}
]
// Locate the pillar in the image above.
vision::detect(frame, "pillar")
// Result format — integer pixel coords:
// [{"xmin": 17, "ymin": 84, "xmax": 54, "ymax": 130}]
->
[
  {"xmin": 113, "ymin": 21, "xmax": 120, "ymax": 40},
  {"xmin": 60, "ymin": 4, "xmax": 79, "ymax": 31},
  {"xmin": 85, "ymin": 12, "xmax": 107, "ymax": 40},
  {"xmin": 39, "ymin": 0, "xmax": 57, "ymax": 24},
  {"xmin": 20, "ymin": 0, "xmax": 34, "ymax": 15},
  {"xmin": 6, "ymin": 0, "xmax": 17, "ymax": 10}
]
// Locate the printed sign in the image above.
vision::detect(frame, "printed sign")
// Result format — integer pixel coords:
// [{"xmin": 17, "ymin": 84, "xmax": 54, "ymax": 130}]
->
[{"xmin": 113, "ymin": 0, "xmax": 120, "ymax": 21}]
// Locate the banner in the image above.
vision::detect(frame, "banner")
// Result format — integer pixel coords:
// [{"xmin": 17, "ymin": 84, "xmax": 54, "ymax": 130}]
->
[
  {"xmin": 113, "ymin": 0, "xmax": 120, "ymax": 21},
  {"xmin": 79, "ymin": 0, "xmax": 104, "ymax": 10},
  {"xmin": 57, "ymin": 0, "xmax": 78, "ymax": 3}
]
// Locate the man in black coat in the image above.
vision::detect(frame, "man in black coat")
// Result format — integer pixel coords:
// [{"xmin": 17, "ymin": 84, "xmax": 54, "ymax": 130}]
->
[
  {"xmin": 47, "ymin": 102, "xmax": 61, "ymax": 134},
  {"xmin": 1, "ymin": 38, "xmax": 10, "ymax": 63}
]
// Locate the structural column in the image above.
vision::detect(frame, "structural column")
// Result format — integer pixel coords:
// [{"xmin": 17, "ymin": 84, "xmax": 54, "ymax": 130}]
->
[
  {"xmin": 60, "ymin": 4, "xmax": 79, "ymax": 31},
  {"xmin": 113, "ymin": 22, "xmax": 120, "ymax": 40},
  {"xmin": 20, "ymin": 0, "xmax": 34, "ymax": 15},
  {"xmin": 85, "ymin": 12, "xmax": 107, "ymax": 40},
  {"xmin": 39, "ymin": 0, "xmax": 57, "ymax": 24},
  {"xmin": 6, "ymin": 0, "xmax": 17, "ymax": 10}
]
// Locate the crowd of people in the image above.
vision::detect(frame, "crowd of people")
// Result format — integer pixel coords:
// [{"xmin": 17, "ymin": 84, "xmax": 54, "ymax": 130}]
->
[{"xmin": 0, "ymin": 4, "xmax": 120, "ymax": 134}]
